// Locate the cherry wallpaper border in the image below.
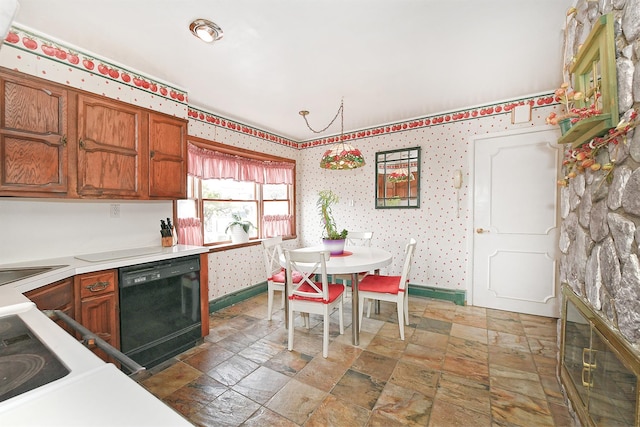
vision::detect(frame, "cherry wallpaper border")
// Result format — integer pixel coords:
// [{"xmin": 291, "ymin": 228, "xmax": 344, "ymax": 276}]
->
[{"xmin": 4, "ymin": 24, "xmax": 559, "ymax": 151}]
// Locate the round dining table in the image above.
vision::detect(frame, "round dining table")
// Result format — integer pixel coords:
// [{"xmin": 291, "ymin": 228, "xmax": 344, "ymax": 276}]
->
[{"xmin": 280, "ymin": 245, "xmax": 393, "ymax": 346}]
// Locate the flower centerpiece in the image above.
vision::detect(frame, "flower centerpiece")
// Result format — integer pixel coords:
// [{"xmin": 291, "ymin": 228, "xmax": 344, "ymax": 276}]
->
[{"xmin": 317, "ymin": 189, "xmax": 348, "ymax": 255}]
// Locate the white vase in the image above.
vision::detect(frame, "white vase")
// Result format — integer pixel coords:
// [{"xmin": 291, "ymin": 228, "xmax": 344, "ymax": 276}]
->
[
  {"xmin": 322, "ymin": 238, "xmax": 345, "ymax": 255},
  {"xmin": 229, "ymin": 225, "xmax": 249, "ymax": 244}
]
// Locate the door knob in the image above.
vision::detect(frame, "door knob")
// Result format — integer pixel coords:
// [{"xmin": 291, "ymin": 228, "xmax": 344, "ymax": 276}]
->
[{"xmin": 476, "ymin": 228, "xmax": 490, "ymax": 234}]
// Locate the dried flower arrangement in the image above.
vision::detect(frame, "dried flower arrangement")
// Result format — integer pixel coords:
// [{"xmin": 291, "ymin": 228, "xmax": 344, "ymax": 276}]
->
[{"xmin": 558, "ymin": 109, "xmax": 638, "ymax": 186}]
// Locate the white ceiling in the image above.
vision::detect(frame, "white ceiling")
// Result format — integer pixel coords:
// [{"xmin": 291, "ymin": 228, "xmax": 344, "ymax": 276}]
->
[{"xmin": 12, "ymin": 0, "xmax": 574, "ymax": 141}]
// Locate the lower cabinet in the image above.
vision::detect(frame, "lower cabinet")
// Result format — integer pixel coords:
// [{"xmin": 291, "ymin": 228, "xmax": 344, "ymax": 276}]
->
[
  {"xmin": 24, "ymin": 277, "xmax": 75, "ymax": 336},
  {"xmin": 74, "ymin": 269, "xmax": 119, "ymax": 363},
  {"xmin": 561, "ymin": 286, "xmax": 640, "ymax": 426}
]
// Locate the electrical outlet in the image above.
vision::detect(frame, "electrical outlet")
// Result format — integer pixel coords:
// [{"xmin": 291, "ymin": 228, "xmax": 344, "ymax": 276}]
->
[{"xmin": 110, "ymin": 204, "xmax": 120, "ymax": 218}]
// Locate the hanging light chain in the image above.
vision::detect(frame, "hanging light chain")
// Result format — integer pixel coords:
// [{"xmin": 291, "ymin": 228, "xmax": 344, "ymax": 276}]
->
[{"xmin": 299, "ymin": 98, "xmax": 344, "ymax": 136}]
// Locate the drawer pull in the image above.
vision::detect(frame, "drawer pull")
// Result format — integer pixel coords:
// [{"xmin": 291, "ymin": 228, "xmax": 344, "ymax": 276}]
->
[{"xmin": 86, "ymin": 281, "xmax": 109, "ymax": 292}]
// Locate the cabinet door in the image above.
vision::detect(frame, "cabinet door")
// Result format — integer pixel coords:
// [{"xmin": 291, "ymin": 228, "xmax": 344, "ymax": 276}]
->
[
  {"xmin": 148, "ymin": 113, "xmax": 186, "ymax": 198},
  {"xmin": 79, "ymin": 293, "xmax": 119, "ymax": 361},
  {"xmin": 0, "ymin": 72, "xmax": 68, "ymax": 194},
  {"xmin": 75, "ymin": 270, "xmax": 119, "ymax": 362},
  {"xmin": 562, "ymin": 299, "xmax": 591, "ymax": 408},
  {"xmin": 77, "ymin": 94, "xmax": 143, "ymax": 197},
  {"xmin": 588, "ymin": 327, "xmax": 638, "ymax": 426},
  {"xmin": 24, "ymin": 278, "xmax": 74, "ymax": 335}
]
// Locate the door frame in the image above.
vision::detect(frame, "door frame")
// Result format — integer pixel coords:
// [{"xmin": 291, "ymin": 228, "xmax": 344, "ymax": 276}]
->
[{"xmin": 465, "ymin": 124, "xmax": 561, "ymax": 307}]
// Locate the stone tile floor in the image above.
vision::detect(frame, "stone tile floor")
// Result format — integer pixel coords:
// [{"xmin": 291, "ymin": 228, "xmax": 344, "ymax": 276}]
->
[{"xmin": 139, "ymin": 293, "xmax": 577, "ymax": 426}]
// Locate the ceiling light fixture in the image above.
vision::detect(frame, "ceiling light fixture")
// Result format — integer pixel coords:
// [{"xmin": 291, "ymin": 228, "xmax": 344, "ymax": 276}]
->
[
  {"xmin": 299, "ymin": 98, "xmax": 365, "ymax": 170},
  {"xmin": 189, "ymin": 19, "xmax": 223, "ymax": 43}
]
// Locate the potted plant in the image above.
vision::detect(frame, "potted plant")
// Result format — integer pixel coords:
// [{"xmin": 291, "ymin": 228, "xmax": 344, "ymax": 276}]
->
[
  {"xmin": 317, "ymin": 190, "xmax": 348, "ymax": 255},
  {"xmin": 225, "ymin": 213, "xmax": 256, "ymax": 244}
]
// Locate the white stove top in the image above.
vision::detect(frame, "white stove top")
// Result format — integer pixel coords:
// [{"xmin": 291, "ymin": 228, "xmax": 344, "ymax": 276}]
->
[
  {"xmin": 0, "ymin": 281, "xmax": 191, "ymax": 425},
  {"xmin": 74, "ymin": 247, "xmax": 163, "ymax": 262}
]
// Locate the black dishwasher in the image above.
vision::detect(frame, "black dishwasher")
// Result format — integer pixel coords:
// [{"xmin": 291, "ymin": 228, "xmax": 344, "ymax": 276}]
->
[{"xmin": 119, "ymin": 255, "xmax": 201, "ymax": 368}]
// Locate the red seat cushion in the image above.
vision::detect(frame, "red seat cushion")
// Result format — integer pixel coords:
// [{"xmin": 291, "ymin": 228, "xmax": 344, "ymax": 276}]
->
[
  {"xmin": 358, "ymin": 275, "xmax": 403, "ymax": 294},
  {"xmin": 269, "ymin": 269, "xmax": 303, "ymax": 283},
  {"xmin": 289, "ymin": 282, "xmax": 344, "ymax": 303}
]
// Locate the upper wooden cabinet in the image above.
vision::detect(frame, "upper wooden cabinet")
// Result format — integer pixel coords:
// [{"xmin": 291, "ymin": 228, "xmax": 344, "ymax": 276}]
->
[
  {"xmin": 148, "ymin": 112, "xmax": 187, "ymax": 199},
  {"xmin": 76, "ymin": 94, "xmax": 144, "ymax": 198},
  {"xmin": 0, "ymin": 72, "xmax": 69, "ymax": 195},
  {"xmin": 0, "ymin": 68, "xmax": 187, "ymax": 200}
]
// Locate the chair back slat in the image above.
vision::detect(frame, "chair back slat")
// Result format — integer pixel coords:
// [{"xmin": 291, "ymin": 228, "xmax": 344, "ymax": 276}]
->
[
  {"xmin": 285, "ymin": 250, "xmax": 330, "ymax": 301},
  {"xmin": 346, "ymin": 231, "xmax": 373, "ymax": 247},
  {"xmin": 398, "ymin": 238, "xmax": 417, "ymax": 291},
  {"xmin": 262, "ymin": 236, "xmax": 283, "ymax": 279}
]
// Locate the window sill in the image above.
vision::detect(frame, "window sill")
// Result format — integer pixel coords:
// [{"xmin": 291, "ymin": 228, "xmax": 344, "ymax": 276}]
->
[{"xmin": 207, "ymin": 235, "xmax": 297, "ymax": 253}]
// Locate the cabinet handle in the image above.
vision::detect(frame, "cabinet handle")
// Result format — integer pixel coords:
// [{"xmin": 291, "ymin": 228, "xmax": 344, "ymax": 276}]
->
[
  {"xmin": 582, "ymin": 348, "xmax": 597, "ymax": 369},
  {"xmin": 61, "ymin": 135, "xmax": 67, "ymax": 146},
  {"xmin": 86, "ymin": 281, "xmax": 109, "ymax": 292},
  {"xmin": 150, "ymin": 150, "xmax": 155, "ymax": 158},
  {"xmin": 581, "ymin": 367, "xmax": 593, "ymax": 388},
  {"xmin": 79, "ymin": 139, "xmax": 85, "ymax": 149}
]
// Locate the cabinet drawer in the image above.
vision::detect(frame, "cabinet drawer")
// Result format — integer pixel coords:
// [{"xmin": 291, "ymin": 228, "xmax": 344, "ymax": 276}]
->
[{"xmin": 76, "ymin": 270, "xmax": 116, "ymax": 298}]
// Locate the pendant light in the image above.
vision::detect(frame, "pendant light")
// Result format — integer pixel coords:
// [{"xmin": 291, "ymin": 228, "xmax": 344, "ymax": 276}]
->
[{"xmin": 299, "ymin": 99, "xmax": 365, "ymax": 170}]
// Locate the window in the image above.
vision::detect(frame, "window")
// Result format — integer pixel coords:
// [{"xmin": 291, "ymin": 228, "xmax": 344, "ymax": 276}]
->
[{"xmin": 177, "ymin": 138, "xmax": 296, "ymax": 246}]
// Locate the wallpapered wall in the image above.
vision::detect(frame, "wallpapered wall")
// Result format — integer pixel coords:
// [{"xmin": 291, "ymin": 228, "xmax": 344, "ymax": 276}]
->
[
  {"xmin": 191, "ymin": 106, "xmax": 558, "ymax": 301},
  {"xmin": 1, "ymin": 23, "xmax": 558, "ymax": 301}
]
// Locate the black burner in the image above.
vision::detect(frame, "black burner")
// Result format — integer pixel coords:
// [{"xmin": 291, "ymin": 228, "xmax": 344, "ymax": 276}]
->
[{"xmin": 0, "ymin": 315, "xmax": 70, "ymax": 402}]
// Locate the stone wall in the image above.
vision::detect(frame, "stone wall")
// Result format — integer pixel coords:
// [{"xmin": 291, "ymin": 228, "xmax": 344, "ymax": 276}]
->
[{"xmin": 559, "ymin": 0, "xmax": 640, "ymax": 347}]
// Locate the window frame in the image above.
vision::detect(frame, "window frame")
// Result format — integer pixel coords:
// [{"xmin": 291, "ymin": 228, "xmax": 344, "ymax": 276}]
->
[{"xmin": 178, "ymin": 136, "xmax": 297, "ymax": 250}]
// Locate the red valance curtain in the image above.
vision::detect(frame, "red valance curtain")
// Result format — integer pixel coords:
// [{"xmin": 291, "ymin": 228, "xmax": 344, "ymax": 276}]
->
[
  {"xmin": 176, "ymin": 217, "xmax": 203, "ymax": 246},
  {"xmin": 188, "ymin": 144, "xmax": 294, "ymax": 184},
  {"xmin": 262, "ymin": 215, "xmax": 293, "ymax": 238}
]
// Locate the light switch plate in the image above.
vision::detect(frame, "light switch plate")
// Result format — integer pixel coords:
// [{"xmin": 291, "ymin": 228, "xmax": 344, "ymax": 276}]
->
[
  {"xmin": 511, "ymin": 104, "xmax": 532, "ymax": 124},
  {"xmin": 110, "ymin": 204, "xmax": 120, "ymax": 218}
]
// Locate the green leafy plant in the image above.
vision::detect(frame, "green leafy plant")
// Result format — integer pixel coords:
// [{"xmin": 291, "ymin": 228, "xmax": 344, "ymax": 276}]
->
[
  {"xmin": 317, "ymin": 190, "xmax": 348, "ymax": 240},
  {"xmin": 225, "ymin": 213, "xmax": 256, "ymax": 234}
]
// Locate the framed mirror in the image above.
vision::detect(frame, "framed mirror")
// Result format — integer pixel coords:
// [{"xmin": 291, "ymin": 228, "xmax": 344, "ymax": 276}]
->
[{"xmin": 375, "ymin": 147, "xmax": 420, "ymax": 209}]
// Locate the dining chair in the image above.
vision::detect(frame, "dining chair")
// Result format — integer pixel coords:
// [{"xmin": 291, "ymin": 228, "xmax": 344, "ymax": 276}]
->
[
  {"xmin": 285, "ymin": 249, "xmax": 344, "ymax": 358},
  {"xmin": 358, "ymin": 238, "xmax": 417, "ymax": 340},
  {"xmin": 262, "ymin": 236, "xmax": 305, "ymax": 321},
  {"xmin": 332, "ymin": 231, "xmax": 373, "ymax": 298}
]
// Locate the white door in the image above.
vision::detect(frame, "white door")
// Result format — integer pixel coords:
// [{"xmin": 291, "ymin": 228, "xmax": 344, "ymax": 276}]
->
[{"xmin": 472, "ymin": 127, "xmax": 560, "ymax": 317}]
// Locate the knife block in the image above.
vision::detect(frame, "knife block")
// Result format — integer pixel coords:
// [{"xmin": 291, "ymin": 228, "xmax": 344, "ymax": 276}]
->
[{"xmin": 161, "ymin": 236, "xmax": 174, "ymax": 247}]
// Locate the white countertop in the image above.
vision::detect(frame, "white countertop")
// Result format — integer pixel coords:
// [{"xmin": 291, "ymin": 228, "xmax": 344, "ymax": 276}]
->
[
  {"xmin": 0, "ymin": 244, "xmax": 208, "ymax": 426},
  {"xmin": 2, "ymin": 244, "xmax": 209, "ymax": 294},
  {"xmin": 0, "ymin": 362, "xmax": 191, "ymax": 426}
]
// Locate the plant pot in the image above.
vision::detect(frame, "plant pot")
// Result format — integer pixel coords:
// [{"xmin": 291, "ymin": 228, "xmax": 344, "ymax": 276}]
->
[
  {"xmin": 559, "ymin": 118, "xmax": 573, "ymax": 135},
  {"xmin": 229, "ymin": 225, "xmax": 249, "ymax": 244},
  {"xmin": 322, "ymin": 238, "xmax": 345, "ymax": 255}
]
